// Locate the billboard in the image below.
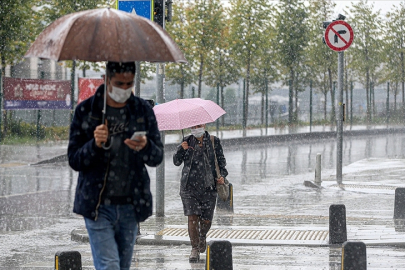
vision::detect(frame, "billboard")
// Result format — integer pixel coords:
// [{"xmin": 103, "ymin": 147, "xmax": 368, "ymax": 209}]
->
[
  {"xmin": 77, "ymin": 78, "xmax": 104, "ymax": 104},
  {"xmin": 4, "ymin": 77, "xmax": 71, "ymax": 110}
]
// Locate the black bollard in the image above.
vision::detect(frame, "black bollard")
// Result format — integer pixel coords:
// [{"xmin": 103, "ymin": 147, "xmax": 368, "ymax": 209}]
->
[
  {"xmin": 205, "ymin": 240, "xmax": 232, "ymax": 270},
  {"xmin": 394, "ymin": 188, "xmax": 405, "ymax": 219},
  {"xmin": 55, "ymin": 251, "xmax": 82, "ymax": 270},
  {"xmin": 341, "ymin": 241, "xmax": 367, "ymax": 270},
  {"xmin": 216, "ymin": 183, "xmax": 233, "ymax": 213},
  {"xmin": 329, "ymin": 204, "xmax": 347, "ymax": 245}
]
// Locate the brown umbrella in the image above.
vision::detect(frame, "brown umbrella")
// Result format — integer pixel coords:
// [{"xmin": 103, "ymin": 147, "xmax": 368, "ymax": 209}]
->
[
  {"xmin": 24, "ymin": 7, "xmax": 187, "ymax": 63},
  {"xmin": 25, "ymin": 7, "xmax": 187, "ymax": 149}
]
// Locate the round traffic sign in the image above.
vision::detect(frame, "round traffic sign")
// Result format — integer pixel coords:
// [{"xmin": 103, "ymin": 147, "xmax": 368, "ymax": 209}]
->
[{"xmin": 324, "ymin": 20, "xmax": 354, "ymax": 52}]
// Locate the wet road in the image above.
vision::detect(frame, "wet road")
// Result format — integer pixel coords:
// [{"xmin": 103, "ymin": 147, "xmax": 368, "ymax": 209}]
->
[{"xmin": 1, "ymin": 132, "xmax": 405, "ymax": 269}]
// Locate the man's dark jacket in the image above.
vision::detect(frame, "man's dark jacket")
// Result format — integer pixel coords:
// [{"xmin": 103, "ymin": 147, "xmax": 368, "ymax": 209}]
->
[
  {"xmin": 173, "ymin": 132, "xmax": 228, "ymax": 191},
  {"xmin": 68, "ymin": 85, "xmax": 163, "ymax": 222}
]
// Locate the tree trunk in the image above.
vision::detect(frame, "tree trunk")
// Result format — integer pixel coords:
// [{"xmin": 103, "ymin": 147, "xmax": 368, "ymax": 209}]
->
[
  {"xmin": 261, "ymin": 92, "xmax": 265, "ymax": 125},
  {"xmin": 328, "ymin": 68, "xmax": 335, "ymax": 125},
  {"xmin": 294, "ymin": 72, "xmax": 299, "ymax": 123},
  {"xmin": 220, "ymin": 85, "xmax": 225, "ymax": 126},
  {"xmin": 401, "ymin": 49, "xmax": 404, "ymax": 111},
  {"xmin": 288, "ymin": 68, "xmax": 294, "ymax": 124},
  {"xmin": 180, "ymin": 81, "xmax": 184, "ymax": 99},
  {"xmin": 245, "ymin": 52, "xmax": 251, "ymax": 129},
  {"xmin": 366, "ymin": 69, "xmax": 371, "ymax": 123},
  {"xmin": 198, "ymin": 55, "xmax": 204, "ymax": 98},
  {"xmin": 1, "ymin": 55, "xmax": 6, "ymax": 136},
  {"xmin": 324, "ymin": 90, "xmax": 327, "ymax": 121},
  {"xmin": 345, "ymin": 60, "xmax": 349, "ymax": 121}
]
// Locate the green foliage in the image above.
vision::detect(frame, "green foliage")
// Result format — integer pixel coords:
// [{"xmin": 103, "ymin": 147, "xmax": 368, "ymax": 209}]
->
[
  {"xmin": 165, "ymin": 2, "xmax": 194, "ymax": 98},
  {"xmin": 185, "ymin": 0, "xmax": 225, "ymax": 97},
  {"xmin": 0, "ymin": 0, "xmax": 41, "ymax": 67},
  {"xmin": 383, "ymin": 2, "xmax": 405, "ymax": 101},
  {"xmin": 347, "ymin": 0, "xmax": 384, "ymax": 122},
  {"xmin": 1, "ymin": 118, "xmax": 69, "ymax": 145},
  {"xmin": 274, "ymin": 0, "xmax": 309, "ymax": 124},
  {"xmin": 306, "ymin": 0, "xmax": 337, "ymax": 121},
  {"xmin": 275, "ymin": 0, "xmax": 309, "ymax": 71},
  {"xmin": 7, "ymin": 119, "xmax": 45, "ymax": 138}
]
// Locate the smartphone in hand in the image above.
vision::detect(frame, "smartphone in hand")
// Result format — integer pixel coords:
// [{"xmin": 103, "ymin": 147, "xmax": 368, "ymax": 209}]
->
[{"xmin": 131, "ymin": 131, "xmax": 147, "ymax": 141}]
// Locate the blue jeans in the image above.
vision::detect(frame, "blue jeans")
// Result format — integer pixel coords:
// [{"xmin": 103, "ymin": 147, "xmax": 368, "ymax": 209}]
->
[{"xmin": 84, "ymin": 204, "xmax": 138, "ymax": 270}]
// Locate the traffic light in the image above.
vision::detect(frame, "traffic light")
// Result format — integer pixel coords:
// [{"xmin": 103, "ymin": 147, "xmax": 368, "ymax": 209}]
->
[{"xmin": 154, "ymin": 0, "xmax": 164, "ymax": 27}]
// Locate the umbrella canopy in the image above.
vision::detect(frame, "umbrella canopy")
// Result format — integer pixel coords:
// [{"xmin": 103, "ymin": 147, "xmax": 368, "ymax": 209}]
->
[
  {"xmin": 24, "ymin": 7, "xmax": 187, "ymax": 63},
  {"xmin": 153, "ymin": 98, "xmax": 226, "ymax": 131}
]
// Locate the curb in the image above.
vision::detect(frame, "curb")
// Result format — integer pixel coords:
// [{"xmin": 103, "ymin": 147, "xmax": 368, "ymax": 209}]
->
[{"xmin": 35, "ymin": 127, "xmax": 405, "ymax": 165}]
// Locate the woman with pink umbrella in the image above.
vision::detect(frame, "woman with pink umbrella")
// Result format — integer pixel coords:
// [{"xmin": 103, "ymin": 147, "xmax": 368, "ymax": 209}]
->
[{"xmin": 173, "ymin": 123, "xmax": 228, "ymax": 262}]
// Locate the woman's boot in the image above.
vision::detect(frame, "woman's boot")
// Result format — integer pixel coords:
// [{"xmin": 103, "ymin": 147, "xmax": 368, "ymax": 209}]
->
[
  {"xmin": 188, "ymin": 215, "xmax": 200, "ymax": 262},
  {"xmin": 198, "ymin": 219, "xmax": 212, "ymax": 253}
]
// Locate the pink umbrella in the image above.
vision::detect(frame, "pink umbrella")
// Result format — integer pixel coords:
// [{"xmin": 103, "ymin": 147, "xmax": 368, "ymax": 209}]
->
[{"xmin": 153, "ymin": 98, "xmax": 226, "ymax": 131}]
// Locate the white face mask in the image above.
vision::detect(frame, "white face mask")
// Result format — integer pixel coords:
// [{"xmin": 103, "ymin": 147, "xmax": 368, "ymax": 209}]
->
[
  {"xmin": 191, "ymin": 127, "xmax": 205, "ymax": 138},
  {"xmin": 108, "ymin": 85, "xmax": 133, "ymax": 103}
]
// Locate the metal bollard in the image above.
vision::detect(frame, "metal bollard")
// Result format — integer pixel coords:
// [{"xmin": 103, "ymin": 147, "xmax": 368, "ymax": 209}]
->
[
  {"xmin": 394, "ymin": 188, "xmax": 405, "ymax": 219},
  {"xmin": 329, "ymin": 204, "xmax": 347, "ymax": 245},
  {"xmin": 314, "ymin": 153, "xmax": 322, "ymax": 185},
  {"xmin": 205, "ymin": 240, "xmax": 232, "ymax": 270},
  {"xmin": 216, "ymin": 183, "xmax": 233, "ymax": 213},
  {"xmin": 55, "ymin": 251, "xmax": 82, "ymax": 270},
  {"xmin": 341, "ymin": 241, "xmax": 367, "ymax": 270}
]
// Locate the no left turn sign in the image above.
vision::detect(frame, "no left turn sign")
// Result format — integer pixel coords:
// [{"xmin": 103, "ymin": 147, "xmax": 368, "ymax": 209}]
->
[{"xmin": 324, "ymin": 20, "xmax": 354, "ymax": 52}]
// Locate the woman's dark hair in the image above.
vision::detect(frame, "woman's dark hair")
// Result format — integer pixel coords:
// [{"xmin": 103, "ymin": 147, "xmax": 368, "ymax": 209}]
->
[{"xmin": 106, "ymin": 62, "xmax": 136, "ymax": 78}]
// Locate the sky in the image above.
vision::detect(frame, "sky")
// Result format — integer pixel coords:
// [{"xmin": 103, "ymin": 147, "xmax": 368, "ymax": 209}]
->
[
  {"xmin": 333, "ymin": 0, "xmax": 404, "ymax": 16},
  {"xmin": 218, "ymin": 0, "xmax": 405, "ymax": 16}
]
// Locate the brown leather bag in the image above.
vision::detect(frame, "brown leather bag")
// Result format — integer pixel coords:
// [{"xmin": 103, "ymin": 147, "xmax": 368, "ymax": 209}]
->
[{"xmin": 210, "ymin": 136, "xmax": 229, "ymax": 201}]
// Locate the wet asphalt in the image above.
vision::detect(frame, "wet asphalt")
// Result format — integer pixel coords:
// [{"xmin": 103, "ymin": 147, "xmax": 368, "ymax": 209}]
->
[{"xmin": 2, "ymin": 125, "xmax": 405, "ymax": 269}]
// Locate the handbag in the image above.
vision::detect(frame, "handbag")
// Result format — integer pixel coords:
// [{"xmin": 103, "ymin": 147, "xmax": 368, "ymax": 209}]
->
[{"xmin": 210, "ymin": 136, "xmax": 229, "ymax": 201}]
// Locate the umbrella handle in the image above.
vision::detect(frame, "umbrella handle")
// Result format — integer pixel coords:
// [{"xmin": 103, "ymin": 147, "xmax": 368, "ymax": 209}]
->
[
  {"xmin": 102, "ymin": 137, "xmax": 113, "ymax": 150},
  {"xmin": 102, "ymin": 70, "xmax": 111, "ymax": 150}
]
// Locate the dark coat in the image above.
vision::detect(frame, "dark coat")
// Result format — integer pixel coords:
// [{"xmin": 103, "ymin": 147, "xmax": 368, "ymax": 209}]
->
[
  {"xmin": 173, "ymin": 131, "xmax": 228, "ymax": 191},
  {"xmin": 68, "ymin": 85, "xmax": 163, "ymax": 222}
]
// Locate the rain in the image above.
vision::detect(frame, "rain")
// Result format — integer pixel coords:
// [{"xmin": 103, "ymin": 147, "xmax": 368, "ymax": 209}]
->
[{"xmin": 2, "ymin": 0, "xmax": 405, "ymax": 269}]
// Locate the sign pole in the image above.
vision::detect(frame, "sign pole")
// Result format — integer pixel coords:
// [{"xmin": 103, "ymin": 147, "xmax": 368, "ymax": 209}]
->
[
  {"xmin": 337, "ymin": 51, "xmax": 344, "ymax": 184},
  {"xmin": 0, "ymin": 70, "xmax": 2, "ymax": 142},
  {"xmin": 155, "ymin": 0, "xmax": 166, "ymax": 218},
  {"xmin": 324, "ymin": 19, "xmax": 353, "ymax": 184}
]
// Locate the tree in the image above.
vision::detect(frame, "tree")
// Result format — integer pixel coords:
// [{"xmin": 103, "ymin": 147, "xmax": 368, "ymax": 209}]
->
[
  {"xmin": 0, "ymin": 0, "xmax": 40, "ymax": 75},
  {"xmin": 204, "ymin": 15, "xmax": 239, "ymax": 126},
  {"xmin": 384, "ymin": 2, "xmax": 405, "ymax": 113},
  {"xmin": 165, "ymin": 2, "xmax": 194, "ymax": 99},
  {"xmin": 274, "ymin": 0, "xmax": 309, "ymax": 125},
  {"xmin": 228, "ymin": 0, "xmax": 272, "ymax": 130},
  {"xmin": 250, "ymin": 20, "xmax": 278, "ymax": 126},
  {"xmin": 347, "ymin": 0, "xmax": 384, "ymax": 123},
  {"xmin": 185, "ymin": 0, "xmax": 223, "ymax": 98},
  {"xmin": 307, "ymin": 0, "xmax": 337, "ymax": 123}
]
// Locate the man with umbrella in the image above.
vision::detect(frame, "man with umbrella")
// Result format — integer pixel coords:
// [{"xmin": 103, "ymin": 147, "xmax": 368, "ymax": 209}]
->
[
  {"xmin": 68, "ymin": 61, "xmax": 163, "ymax": 270},
  {"xmin": 24, "ymin": 7, "xmax": 186, "ymax": 268}
]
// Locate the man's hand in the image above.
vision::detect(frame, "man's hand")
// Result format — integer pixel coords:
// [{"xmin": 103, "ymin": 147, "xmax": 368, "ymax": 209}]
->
[
  {"xmin": 181, "ymin": 141, "xmax": 189, "ymax": 150},
  {"xmin": 217, "ymin": 176, "xmax": 225, "ymax": 185},
  {"xmin": 94, "ymin": 120, "xmax": 109, "ymax": 148},
  {"xmin": 125, "ymin": 135, "xmax": 147, "ymax": 151}
]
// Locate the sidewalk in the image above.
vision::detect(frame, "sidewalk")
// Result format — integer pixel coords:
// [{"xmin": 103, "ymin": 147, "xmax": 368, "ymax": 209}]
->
[
  {"xmin": 71, "ymin": 157, "xmax": 405, "ymax": 248},
  {"xmin": 2, "ymin": 124, "xmax": 405, "ymax": 269}
]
